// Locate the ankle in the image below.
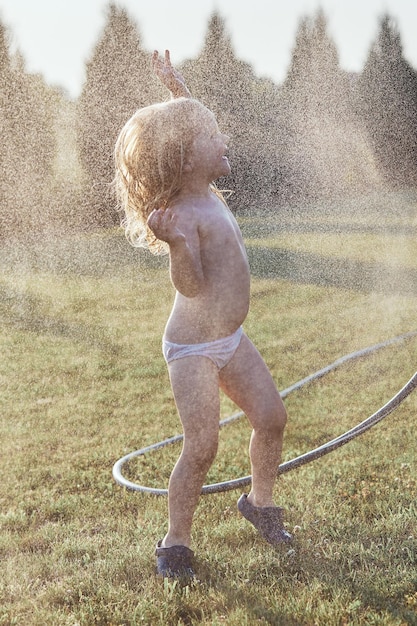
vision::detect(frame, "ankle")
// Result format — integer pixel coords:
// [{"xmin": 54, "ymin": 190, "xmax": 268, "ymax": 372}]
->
[
  {"xmin": 247, "ymin": 492, "xmax": 274, "ymax": 508},
  {"xmin": 161, "ymin": 533, "xmax": 191, "ymax": 549}
]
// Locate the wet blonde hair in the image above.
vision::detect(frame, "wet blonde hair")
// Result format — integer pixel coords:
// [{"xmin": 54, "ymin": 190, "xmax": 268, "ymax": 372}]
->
[{"xmin": 114, "ymin": 97, "xmax": 221, "ymax": 255}]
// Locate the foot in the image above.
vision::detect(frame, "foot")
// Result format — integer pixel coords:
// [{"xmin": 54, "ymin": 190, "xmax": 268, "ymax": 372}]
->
[
  {"xmin": 237, "ymin": 493, "xmax": 292, "ymax": 545},
  {"xmin": 155, "ymin": 541, "xmax": 195, "ymax": 581}
]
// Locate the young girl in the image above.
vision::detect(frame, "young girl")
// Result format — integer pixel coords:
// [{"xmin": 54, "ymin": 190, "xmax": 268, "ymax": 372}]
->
[{"xmin": 114, "ymin": 50, "xmax": 291, "ymax": 581}]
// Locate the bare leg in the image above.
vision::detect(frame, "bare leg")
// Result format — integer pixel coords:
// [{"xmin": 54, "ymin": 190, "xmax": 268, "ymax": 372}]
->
[
  {"xmin": 162, "ymin": 356, "xmax": 220, "ymax": 548},
  {"xmin": 220, "ymin": 333, "xmax": 287, "ymax": 507}
]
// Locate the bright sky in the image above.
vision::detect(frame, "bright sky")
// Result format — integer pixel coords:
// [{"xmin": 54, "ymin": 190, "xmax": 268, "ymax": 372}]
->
[{"xmin": 1, "ymin": 0, "xmax": 416, "ymax": 99}]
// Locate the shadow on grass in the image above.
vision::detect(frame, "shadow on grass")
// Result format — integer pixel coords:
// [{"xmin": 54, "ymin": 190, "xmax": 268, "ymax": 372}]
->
[
  {"xmin": 0, "ymin": 283, "xmax": 120, "ymax": 355},
  {"xmin": 2, "ymin": 229, "xmax": 415, "ymax": 296},
  {"xmin": 247, "ymin": 246, "xmax": 417, "ymax": 295},
  {"xmin": 241, "ymin": 220, "xmax": 417, "ymax": 239},
  {"xmin": 288, "ymin": 222, "xmax": 417, "ymax": 237},
  {"xmin": 0, "ymin": 232, "xmax": 167, "ymax": 276}
]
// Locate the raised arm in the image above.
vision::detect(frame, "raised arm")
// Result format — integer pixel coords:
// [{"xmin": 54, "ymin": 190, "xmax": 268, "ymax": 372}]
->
[{"xmin": 152, "ymin": 49, "xmax": 192, "ymax": 99}]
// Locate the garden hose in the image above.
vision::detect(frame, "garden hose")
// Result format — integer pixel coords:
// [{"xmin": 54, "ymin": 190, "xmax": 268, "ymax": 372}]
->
[{"xmin": 112, "ymin": 331, "xmax": 417, "ymax": 495}]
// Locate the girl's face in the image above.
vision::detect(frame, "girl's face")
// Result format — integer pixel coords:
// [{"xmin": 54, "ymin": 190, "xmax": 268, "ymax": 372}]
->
[{"xmin": 188, "ymin": 110, "xmax": 230, "ymax": 182}]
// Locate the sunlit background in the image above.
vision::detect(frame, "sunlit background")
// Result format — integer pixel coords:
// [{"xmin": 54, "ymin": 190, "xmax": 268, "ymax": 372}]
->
[
  {"xmin": 1, "ymin": 2, "xmax": 417, "ymax": 622},
  {"xmin": 1, "ymin": 0, "xmax": 417, "ymax": 98}
]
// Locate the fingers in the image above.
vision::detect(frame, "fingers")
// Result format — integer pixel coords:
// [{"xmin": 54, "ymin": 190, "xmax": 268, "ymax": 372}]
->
[
  {"xmin": 152, "ymin": 49, "xmax": 171, "ymax": 71},
  {"xmin": 147, "ymin": 207, "xmax": 163, "ymax": 230},
  {"xmin": 147, "ymin": 207, "xmax": 176, "ymax": 231},
  {"xmin": 152, "ymin": 49, "xmax": 191, "ymax": 98},
  {"xmin": 152, "ymin": 50, "xmax": 161, "ymax": 76},
  {"xmin": 147, "ymin": 208, "xmax": 185, "ymax": 245}
]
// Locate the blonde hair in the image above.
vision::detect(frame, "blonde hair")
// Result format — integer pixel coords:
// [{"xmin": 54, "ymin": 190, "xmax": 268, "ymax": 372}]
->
[{"xmin": 114, "ymin": 98, "xmax": 219, "ymax": 255}]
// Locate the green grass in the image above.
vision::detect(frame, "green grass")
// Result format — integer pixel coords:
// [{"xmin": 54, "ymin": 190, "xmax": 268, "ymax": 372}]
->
[{"xmin": 0, "ymin": 191, "xmax": 416, "ymax": 625}]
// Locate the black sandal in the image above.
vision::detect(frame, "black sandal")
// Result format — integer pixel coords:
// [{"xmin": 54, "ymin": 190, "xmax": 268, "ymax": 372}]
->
[
  {"xmin": 237, "ymin": 494, "xmax": 292, "ymax": 545},
  {"xmin": 155, "ymin": 541, "xmax": 195, "ymax": 581}
]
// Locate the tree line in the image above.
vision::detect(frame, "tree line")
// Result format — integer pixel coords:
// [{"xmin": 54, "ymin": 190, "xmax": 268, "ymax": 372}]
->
[{"xmin": 1, "ymin": 4, "xmax": 417, "ymax": 238}]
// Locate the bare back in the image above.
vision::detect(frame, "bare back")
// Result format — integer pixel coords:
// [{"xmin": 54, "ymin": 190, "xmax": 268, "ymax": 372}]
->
[{"xmin": 164, "ymin": 192, "xmax": 250, "ymax": 343}]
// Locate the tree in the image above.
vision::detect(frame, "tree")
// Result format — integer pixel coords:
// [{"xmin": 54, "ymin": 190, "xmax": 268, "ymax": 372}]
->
[
  {"xmin": 11, "ymin": 58, "xmax": 57, "ymax": 229},
  {"xmin": 356, "ymin": 14, "xmax": 417, "ymax": 187},
  {"xmin": 0, "ymin": 22, "xmax": 14, "ymax": 234},
  {"xmin": 77, "ymin": 3, "xmax": 162, "ymax": 228},
  {"xmin": 284, "ymin": 11, "xmax": 342, "ymax": 118},
  {"xmin": 0, "ymin": 21, "xmax": 56, "ymax": 239},
  {"xmin": 280, "ymin": 10, "xmax": 381, "ymax": 203},
  {"xmin": 181, "ymin": 12, "xmax": 279, "ymax": 210}
]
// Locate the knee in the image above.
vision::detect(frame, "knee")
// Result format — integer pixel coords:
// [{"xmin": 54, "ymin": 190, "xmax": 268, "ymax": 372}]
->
[
  {"xmin": 199, "ymin": 439, "xmax": 218, "ymax": 469},
  {"xmin": 183, "ymin": 432, "xmax": 218, "ymax": 471},
  {"xmin": 256, "ymin": 399, "xmax": 287, "ymax": 436},
  {"xmin": 277, "ymin": 402, "xmax": 288, "ymax": 431}
]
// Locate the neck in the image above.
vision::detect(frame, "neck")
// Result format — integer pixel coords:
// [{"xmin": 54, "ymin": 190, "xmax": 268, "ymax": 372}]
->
[{"xmin": 177, "ymin": 177, "xmax": 213, "ymax": 202}]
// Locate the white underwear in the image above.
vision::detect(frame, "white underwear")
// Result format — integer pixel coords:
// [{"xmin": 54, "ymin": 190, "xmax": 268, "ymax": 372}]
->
[{"xmin": 162, "ymin": 326, "xmax": 243, "ymax": 370}]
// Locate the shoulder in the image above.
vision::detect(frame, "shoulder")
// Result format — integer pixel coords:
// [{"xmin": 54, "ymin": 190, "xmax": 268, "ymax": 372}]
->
[
  {"xmin": 170, "ymin": 199, "xmax": 199, "ymax": 229},
  {"xmin": 171, "ymin": 197, "xmax": 213, "ymax": 230}
]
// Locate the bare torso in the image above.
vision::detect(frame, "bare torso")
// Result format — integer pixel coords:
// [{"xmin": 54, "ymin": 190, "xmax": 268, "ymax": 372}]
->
[{"xmin": 164, "ymin": 193, "xmax": 250, "ymax": 343}]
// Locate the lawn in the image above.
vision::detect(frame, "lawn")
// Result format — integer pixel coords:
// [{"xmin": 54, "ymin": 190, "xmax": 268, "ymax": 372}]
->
[{"xmin": 0, "ymin": 191, "xmax": 416, "ymax": 625}]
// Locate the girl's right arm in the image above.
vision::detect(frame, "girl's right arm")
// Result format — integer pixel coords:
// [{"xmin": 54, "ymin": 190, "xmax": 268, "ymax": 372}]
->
[
  {"xmin": 147, "ymin": 208, "xmax": 204, "ymax": 298},
  {"xmin": 152, "ymin": 50, "xmax": 192, "ymax": 98}
]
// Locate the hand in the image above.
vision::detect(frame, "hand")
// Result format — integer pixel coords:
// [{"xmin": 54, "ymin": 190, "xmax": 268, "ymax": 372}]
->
[
  {"xmin": 152, "ymin": 49, "xmax": 192, "ymax": 98},
  {"xmin": 147, "ymin": 208, "xmax": 186, "ymax": 245}
]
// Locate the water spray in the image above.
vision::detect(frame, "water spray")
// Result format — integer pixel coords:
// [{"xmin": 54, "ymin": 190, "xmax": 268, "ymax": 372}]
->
[{"xmin": 112, "ymin": 331, "xmax": 417, "ymax": 495}]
